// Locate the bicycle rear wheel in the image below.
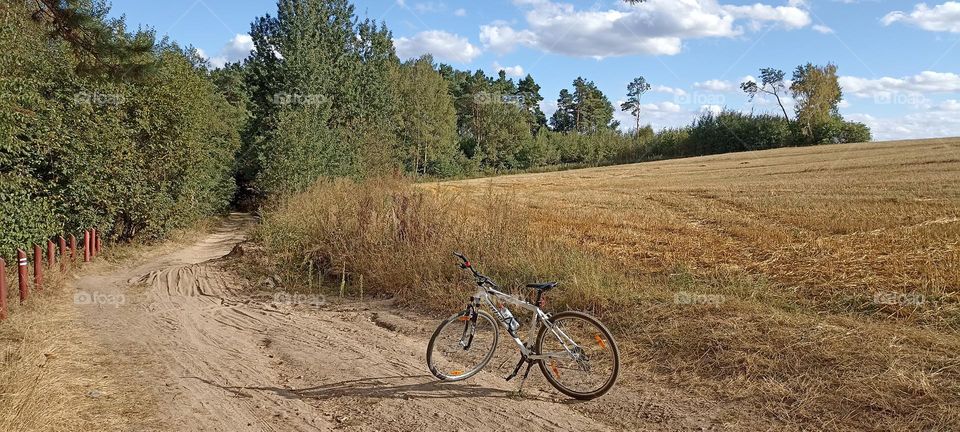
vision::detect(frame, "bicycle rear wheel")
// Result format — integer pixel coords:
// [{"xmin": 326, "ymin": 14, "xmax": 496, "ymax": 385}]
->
[
  {"xmin": 427, "ymin": 309, "xmax": 499, "ymax": 381},
  {"xmin": 536, "ymin": 311, "xmax": 619, "ymax": 399}
]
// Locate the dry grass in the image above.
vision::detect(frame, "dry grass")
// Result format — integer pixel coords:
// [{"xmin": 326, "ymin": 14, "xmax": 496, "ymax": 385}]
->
[
  {"xmin": 258, "ymin": 138, "xmax": 960, "ymax": 431},
  {"xmin": 0, "ymin": 267, "xmax": 131, "ymax": 431}
]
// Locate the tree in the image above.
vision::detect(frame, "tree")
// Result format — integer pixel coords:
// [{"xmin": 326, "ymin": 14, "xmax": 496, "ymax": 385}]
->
[
  {"xmin": 395, "ymin": 55, "xmax": 459, "ymax": 176},
  {"xmin": 517, "ymin": 74, "xmax": 547, "ymax": 134},
  {"xmin": 29, "ymin": 0, "xmax": 156, "ymax": 79},
  {"xmin": 791, "ymin": 63, "xmax": 842, "ymax": 139},
  {"xmin": 243, "ymin": 0, "xmax": 403, "ymax": 190},
  {"xmin": 550, "ymin": 89, "xmax": 576, "ymax": 132},
  {"xmin": 551, "ymin": 77, "xmax": 614, "ymax": 133},
  {"xmin": 621, "ymin": 76, "xmax": 652, "ymax": 134},
  {"xmin": 741, "ymin": 68, "xmax": 791, "ymax": 122},
  {"xmin": 572, "ymin": 77, "xmax": 615, "ymax": 133}
]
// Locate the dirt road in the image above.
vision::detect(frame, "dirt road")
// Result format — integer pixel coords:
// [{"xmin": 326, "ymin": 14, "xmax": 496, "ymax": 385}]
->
[{"xmin": 70, "ymin": 214, "xmax": 741, "ymax": 431}]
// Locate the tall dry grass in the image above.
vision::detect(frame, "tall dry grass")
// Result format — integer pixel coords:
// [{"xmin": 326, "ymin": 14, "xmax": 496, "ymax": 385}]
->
[
  {"xmin": 259, "ymin": 176, "xmax": 960, "ymax": 431},
  {"xmin": 256, "ymin": 176, "xmax": 631, "ymax": 314}
]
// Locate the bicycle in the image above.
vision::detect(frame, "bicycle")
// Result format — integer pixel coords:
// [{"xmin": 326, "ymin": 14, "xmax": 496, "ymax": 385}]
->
[{"xmin": 426, "ymin": 252, "xmax": 620, "ymax": 400}]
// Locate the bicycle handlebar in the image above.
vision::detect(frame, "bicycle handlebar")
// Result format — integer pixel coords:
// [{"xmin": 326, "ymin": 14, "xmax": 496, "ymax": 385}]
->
[{"xmin": 453, "ymin": 252, "xmax": 495, "ymax": 287}]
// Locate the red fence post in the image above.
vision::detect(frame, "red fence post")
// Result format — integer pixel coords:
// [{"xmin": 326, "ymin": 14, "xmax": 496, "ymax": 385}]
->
[
  {"xmin": 69, "ymin": 234, "xmax": 77, "ymax": 264},
  {"xmin": 59, "ymin": 236, "xmax": 67, "ymax": 271},
  {"xmin": 33, "ymin": 245, "xmax": 43, "ymax": 292},
  {"xmin": 91, "ymin": 228, "xmax": 97, "ymax": 258},
  {"xmin": 17, "ymin": 249, "xmax": 28, "ymax": 304},
  {"xmin": 47, "ymin": 240, "xmax": 55, "ymax": 269},
  {"xmin": 83, "ymin": 230, "xmax": 91, "ymax": 263},
  {"xmin": 0, "ymin": 258, "xmax": 7, "ymax": 321}
]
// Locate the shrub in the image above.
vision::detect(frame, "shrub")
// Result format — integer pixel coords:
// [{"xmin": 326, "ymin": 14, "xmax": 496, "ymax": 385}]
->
[{"xmin": 0, "ymin": 3, "xmax": 241, "ymax": 251}]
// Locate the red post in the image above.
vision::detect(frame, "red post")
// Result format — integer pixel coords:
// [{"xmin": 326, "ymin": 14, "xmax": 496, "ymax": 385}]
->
[
  {"xmin": 47, "ymin": 240, "xmax": 56, "ymax": 269},
  {"xmin": 0, "ymin": 258, "xmax": 7, "ymax": 321},
  {"xmin": 33, "ymin": 245, "xmax": 43, "ymax": 292},
  {"xmin": 17, "ymin": 249, "xmax": 28, "ymax": 304},
  {"xmin": 83, "ymin": 230, "xmax": 91, "ymax": 263},
  {"xmin": 69, "ymin": 234, "xmax": 77, "ymax": 264},
  {"xmin": 59, "ymin": 236, "xmax": 67, "ymax": 271},
  {"xmin": 91, "ymin": 228, "xmax": 97, "ymax": 258}
]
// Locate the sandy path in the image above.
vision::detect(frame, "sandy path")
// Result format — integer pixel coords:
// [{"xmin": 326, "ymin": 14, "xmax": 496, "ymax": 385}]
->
[{"xmin": 71, "ymin": 214, "xmax": 733, "ymax": 431}]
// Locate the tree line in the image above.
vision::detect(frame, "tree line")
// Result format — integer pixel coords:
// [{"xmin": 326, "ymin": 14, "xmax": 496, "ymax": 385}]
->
[
  {"xmin": 0, "ymin": 0, "xmax": 871, "ymax": 252},
  {"xmin": 1, "ymin": 0, "xmax": 241, "ymax": 257}
]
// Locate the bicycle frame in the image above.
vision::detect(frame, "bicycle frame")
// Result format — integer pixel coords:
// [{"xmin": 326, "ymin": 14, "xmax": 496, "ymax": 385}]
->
[{"xmin": 467, "ymin": 281, "xmax": 580, "ymax": 362}]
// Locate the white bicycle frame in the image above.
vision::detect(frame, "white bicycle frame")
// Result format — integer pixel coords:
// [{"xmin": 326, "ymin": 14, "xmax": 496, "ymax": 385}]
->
[{"xmin": 470, "ymin": 284, "xmax": 581, "ymax": 361}]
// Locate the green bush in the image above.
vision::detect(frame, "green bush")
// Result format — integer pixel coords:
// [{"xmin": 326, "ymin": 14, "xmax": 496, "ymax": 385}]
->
[
  {"xmin": 0, "ymin": 3, "xmax": 241, "ymax": 253},
  {"xmin": 646, "ymin": 128, "xmax": 690, "ymax": 159}
]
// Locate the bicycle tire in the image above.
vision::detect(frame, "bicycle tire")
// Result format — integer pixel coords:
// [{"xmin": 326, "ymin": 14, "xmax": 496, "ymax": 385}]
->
[
  {"xmin": 426, "ymin": 309, "xmax": 499, "ymax": 381},
  {"xmin": 535, "ymin": 311, "xmax": 620, "ymax": 400}
]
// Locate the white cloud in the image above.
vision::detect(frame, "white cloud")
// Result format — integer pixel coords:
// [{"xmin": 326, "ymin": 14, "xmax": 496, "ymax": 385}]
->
[
  {"xmin": 395, "ymin": 30, "xmax": 482, "ymax": 63},
  {"xmin": 479, "ymin": 22, "xmax": 538, "ymax": 54},
  {"xmin": 723, "ymin": 3, "xmax": 811, "ymax": 29},
  {"xmin": 413, "ymin": 2, "xmax": 444, "ymax": 13},
  {"xmin": 454, "ymin": 8, "xmax": 467, "ymax": 16},
  {"xmin": 882, "ymin": 2, "xmax": 960, "ymax": 33},
  {"xmin": 202, "ymin": 33, "xmax": 254, "ymax": 68},
  {"xmin": 652, "ymin": 85, "xmax": 687, "ymax": 96},
  {"xmin": 839, "ymin": 71, "xmax": 960, "ymax": 99},
  {"xmin": 493, "ymin": 61, "xmax": 525, "ymax": 77},
  {"xmin": 940, "ymin": 99, "xmax": 960, "ymax": 110},
  {"xmin": 644, "ymin": 101, "xmax": 684, "ymax": 112},
  {"xmin": 812, "ymin": 24, "xmax": 835, "ymax": 34},
  {"xmin": 847, "ymin": 109, "xmax": 960, "ymax": 141},
  {"xmin": 480, "ymin": 0, "xmax": 811, "ymax": 59},
  {"xmin": 693, "ymin": 79, "xmax": 735, "ymax": 92}
]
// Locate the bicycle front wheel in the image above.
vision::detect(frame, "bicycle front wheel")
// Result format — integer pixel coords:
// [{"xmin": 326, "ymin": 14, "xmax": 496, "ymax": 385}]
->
[
  {"xmin": 536, "ymin": 311, "xmax": 620, "ymax": 399},
  {"xmin": 426, "ymin": 309, "xmax": 499, "ymax": 381}
]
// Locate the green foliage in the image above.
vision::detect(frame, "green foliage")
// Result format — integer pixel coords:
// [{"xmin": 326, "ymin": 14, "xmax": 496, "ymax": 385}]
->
[
  {"xmin": 0, "ymin": 1, "xmax": 241, "ymax": 253},
  {"xmin": 395, "ymin": 55, "xmax": 460, "ymax": 177},
  {"xmin": 686, "ymin": 111, "xmax": 792, "ymax": 155},
  {"xmin": 792, "ymin": 63, "xmax": 843, "ymax": 140},
  {"xmin": 810, "ymin": 118, "xmax": 873, "ymax": 144},
  {"xmin": 644, "ymin": 110, "xmax": 871, "ymax": 160},
  {"xmin": 242, "ymin": 0, "xmax": 401, "ymax": 192},
  {"xmin": 551, "ymin": 77, "xmax": 615, "ymax": 133},
  {"xmin": 646, "ymin": 128, "xmax": 690, "ymax": 159}
]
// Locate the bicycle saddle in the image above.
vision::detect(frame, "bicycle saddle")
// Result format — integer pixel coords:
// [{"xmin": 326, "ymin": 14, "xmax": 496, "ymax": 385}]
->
[{"xmin": 525, "ymin": 282, "xmax": 558, "ymax": 291}]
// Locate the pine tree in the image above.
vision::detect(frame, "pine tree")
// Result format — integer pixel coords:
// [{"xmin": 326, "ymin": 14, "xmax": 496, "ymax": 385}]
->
[
  {"xmin": 30, "ymin": 0, "xmax": 156, "ymax": 79},
  {"xmin": 621, "ymin": 76, "xmax": 651, "ymax": 134},
  {"xmin": 550, "ymin": 89, "xmax": 576, "ymax": 132},
  {"xmin": 517, "ymin": 74, "xmax": 547, "ymax": 134}
]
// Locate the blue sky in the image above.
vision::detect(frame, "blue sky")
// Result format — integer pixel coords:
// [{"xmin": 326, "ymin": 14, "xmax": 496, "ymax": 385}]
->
[{"xmin": 109, "ymin": 0, "xmax": 960, "ymax": 140}]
